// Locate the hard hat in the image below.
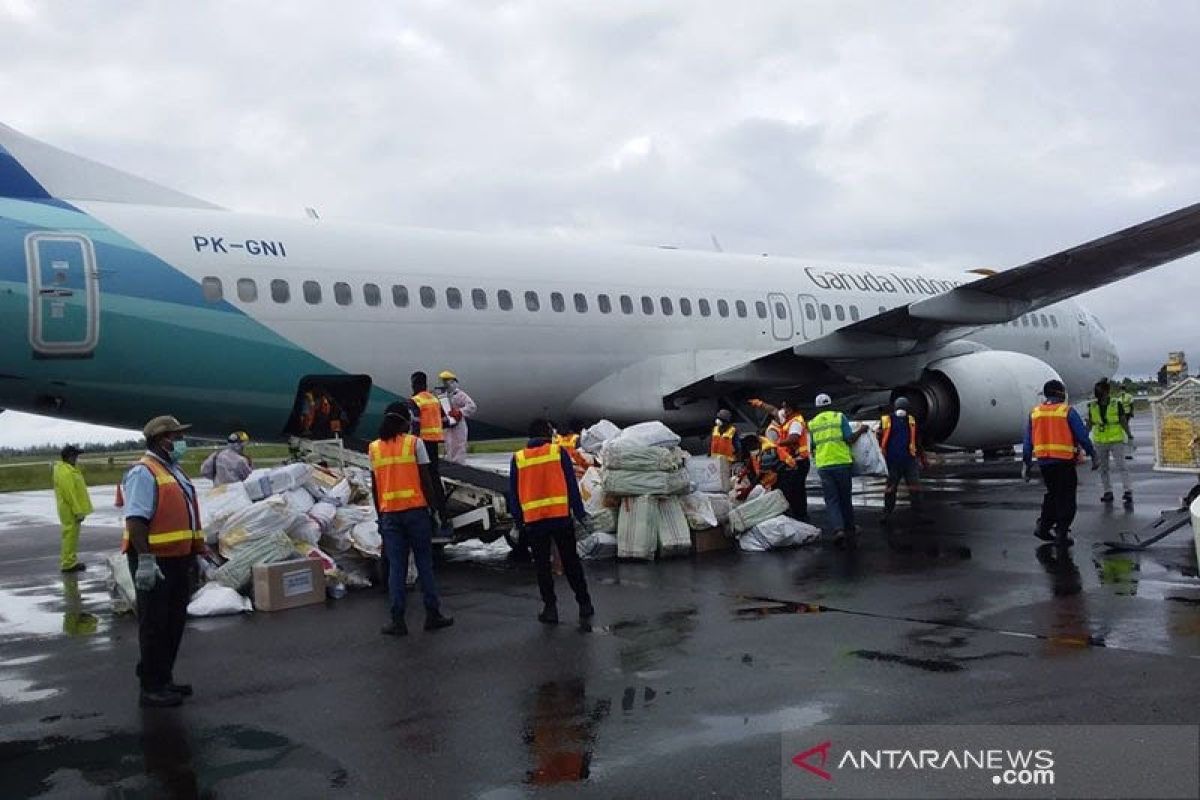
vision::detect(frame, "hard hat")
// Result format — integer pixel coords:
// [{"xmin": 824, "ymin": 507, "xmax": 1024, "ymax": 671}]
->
[
  {"xmin": 815, "ymin": 393, "xmax": 832, "ymax": 407},
  {"xmin": 228, "ymin": 431, "xmax": 249, "ymax": 444},
  {"xmin": 438, "ymin": 370, "xmax": 457, "ymax": 381},
  {"xmin": 716, "ymin": 409, "xmax": 733, "ymax": 423},
  {"xmin": 893, "ymin": 397, "xmax": 910, "ymax": 410},
  {"xmin": 143, "ymin": 415, "xmax": 191, "ymax": 440}
]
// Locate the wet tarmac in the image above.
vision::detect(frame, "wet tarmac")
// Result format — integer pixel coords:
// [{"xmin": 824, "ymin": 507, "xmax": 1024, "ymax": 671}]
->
[{"xmin": 2, "ymin": 420, "xmax": 1199, "ymax": 798}]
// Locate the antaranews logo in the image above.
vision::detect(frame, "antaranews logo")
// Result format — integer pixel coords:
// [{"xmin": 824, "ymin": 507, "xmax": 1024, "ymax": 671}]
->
[
  {"xmin": 791, "ymin": 741, "xmax": 833, "ymax": 781},
  {"xmin": 790, "ymin": 740, "xmax": 1055, "ymax": 786}
]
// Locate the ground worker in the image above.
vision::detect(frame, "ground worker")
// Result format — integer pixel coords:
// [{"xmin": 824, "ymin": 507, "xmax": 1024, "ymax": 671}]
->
[
  {"xmin": 878, "ymin": 397, "xmax": 925, "ymax": 517},
  {"xmin": 1086, "ymin": 380, "xmax": 1132, "ymax": 506},
  {"xmin": 121, "ymin": 415, "xmax": 206, "ymax": 708},
  {"xmin": 411, "ymin": 371, "xmax": 447, "ymax": 510},
  {"xmin": 767, "ymin": 399, "xmax": 811, "ymax": 520},
  {"xmin": 52, "ymin": 444, "xmax": 92, "ymax": 573},
  {"xmin": 368, "ymin": 401, "xmax": 454, "ymax": 637},
  {"xmin": 553, "ymin": 419, "xmax": 593, "ymax": 479},
  {"xmin": 509, "ymin": 418, "xmax": 594, "ymax": 625},
  {"xmin": 808, "ymin": 393, "xmax": 869, "ymax": 545},
  {"xmin": 199, "ymin": 431, "xmax": 253, "ymax": 486},
  {"xmin": 1022, "ymin": 379, "xmax": 1097, "ymax": 547},
  {"xmin": 733, "ymin": 434, "xmax": 774, "ymax": 500},
  {"xmin": 1117, "ymin": 385, "xmax": 1136, "ymax": 460},
  {"xmin": 710, "ymin": 409, "xmax": 738, "ymax": 460},
  {"xmin": 438, "ymin": 370, "xmax": 478, "ymax": 464}
]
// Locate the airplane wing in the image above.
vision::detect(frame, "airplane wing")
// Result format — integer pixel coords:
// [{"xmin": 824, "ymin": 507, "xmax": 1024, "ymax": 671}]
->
[{"xmin": 666, "ymin": 201, "xmax": 1200, "ymax": 405}]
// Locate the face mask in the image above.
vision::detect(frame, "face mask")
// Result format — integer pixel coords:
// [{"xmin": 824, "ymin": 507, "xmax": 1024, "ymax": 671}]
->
[
  {"xmin": 170, "ymin": 439, "xmax": 188, "ymax": 461},
  {"xmin": 445, "ymin": 381, "xmax": 458, "ymax": 393},
  {"xmin": 895, "ymin": 409, "xmax": 907, "ymax": 418},
  {"xmin": 777, "ymin": 410, "xmax": 787, "ymax": 422}
]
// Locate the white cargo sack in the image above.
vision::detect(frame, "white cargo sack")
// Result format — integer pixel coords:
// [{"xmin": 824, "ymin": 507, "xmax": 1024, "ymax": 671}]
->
[
  {"xmin": 215, "ymin": 532, "xmax": 297, "ymax": 591},
  {"xmin": 578, "ymin": 467, "xmax": 607, "ymax": 514},
  {"xmin": 323, "ymin": 479, "xmax": 353, "ymax": 506},
  {"xmin": 739, "ymin": 515, "xmax": 821, "ymax": 551},
  {"xmin": 187, "ymin": 582, "xmax": 253, "ymax": 616},
  {"xmin": 286, "ymin": 514, "xmax": 323, "ymax": 546},
  {"xmin": 617, "ymin": 496, "xmax": 656, "ymax": 560},
  {"xmin": 685, "ymin": 456, "xmax": 732, "ymax": 493},
  {"xmin": 219, "ymin": 495, "xmax": 296, "ymax": 558},
  {"xmin": 268, "ymin": 463, "xmax": 314, "ymax": 495},
  {"xmin": 242, "ymin": 469, "xmax": 274, "ymax": 501},
  {"xmin": 601, "ymin": 441, "xmax": 685, "ymax": 472},
  {"xmin": 656, "ymin": 497, "xmax": 692, "ymax": 558},
  {"xmin": 280, "ymin": 487, "xmax": 316, "ymax": 516},
  {"xmin": 306, "ymin": 501, "xmax": 338, "ymax": 534},
  {"xmin": 580, "ymin": 419, "xmax": 621, "ymax": 454},
  {"xmin": 106, "ymin": 552, "xmax": 137, "ymax": 615},
  {"xmin": 851, "ymin": 432, "xmax": 888, "ymax": 477},
  {"xmin": 584, "ymin": 507, "xmax": 618, "ymax": 534},
  {"xmin": 611, "ymin": 421, "xmax": 681, "ymax": 449},
  {"xmin": 350, "ymin": 520, "xmax": 382, "ymax": 557},
  {"xmin": 703, "ymin": 492, "xmax": 733, "ymax": 525},
  {"xmin": 681, "ymin": 493, "xmax": 719, "ymax": 530},
  {"xmin": 728, "ymin": 489, "xmax": 790, "ymax": 534},
  {"xmin": 603, "ymin": 468, "xmax": 691, "ymax": 497},
  {"xmin": 200, "ymin": 481, "xmax": 253, "ymax": 542},
  {"xmin": 577, "ymin": 532, "xmax": 618, "ymax": 559}
]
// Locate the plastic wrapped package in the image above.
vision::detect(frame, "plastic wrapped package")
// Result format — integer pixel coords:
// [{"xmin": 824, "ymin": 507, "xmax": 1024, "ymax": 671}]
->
[
  {"xmin": 268, "ymin": 463, "xmax": 314, "ymax": 495},
  {"xmin": 602, "ymin": 468, "xmax": 691, "ymax": 497},
  {"xmin": 106, "ymin": 552, "xmax": 136, "ymax": 615},
  {"xmin": 281, "ymin": 487, "xmax": 316, "ymax": 516},
  {"xmin": 200, "ymin": 482, "xmax": 253, "ymax": 540},
  {"xmin": 286, "ymin": 514, "xmax": 322, "ymax": 546},
  {"xmin": 851, "ymin": 433, "xmax": 888, "ymax": 477},
  {"xmin": 214, "ymin": 532, "xmax": 297, "ymax": 591},
  {"xmin": 685, "ymin": 456, "xmax": 732, "ymax": 493},
  {"xmin": 584, "ymin": 507, "xmax": 618, "ymax": 534},
  {"xmin": 739, "ymin": 515, "xmax": 821, "ymax": 551},
  {"xmin": 323, "ymin": 479, "xmax": 353, "ymax": 506},
  {"xmin": 333, "ymin": 504, "xmax": 374, "ymax": 532},
  {"xmin": 702, "ymin": 492, "xmax": 733, "ymax": 525},
  {"xmin": 218, "ymin": 495, "xmax": 297, "ymax": 558},
  {"xmin": 332, "ymin": 550, "xmax": 377, "ymax": 589},
  {"xmin": 577, "ymin": 532, "xmax": 618, "ymax": 559},
  {"xmin": 611, "ymin": 421, "xmax": 681, "ymax": 449},
  {"xmin": 728, "ymin": 490, "xmax": 790, "ymax": 534},
  {"xmin": 187, "ymin": 583, "xmax": 253, "ymax": 616},
  {"xmin": 306, "ymin": 501, "xmax": 338, "ymax": 534},
  {"xmin": 617, "ymin": 496, "xmax": 656, "ymax": 560},
  {"xmin": 580, "ymin": 419, "xmax": 621, "ymax": 454},
  {"xmin": 350, "ymin": 520, "xmax": 382, "ymax": 556},
  {"xmin": 578, "ymin": 468, "xmax": 607, "ymax": 514},
  {"xmin": 656, "ymin": 497, "xmax": 692, "ymax": 558},
  {"xmin": 601, "ymin": 441, "xmax": 685, "ymax": 472},
  {"xmin": 681, "ymin": 493, "xmax": 719, "ymax": 530},
  {"xmin": 242, "ymin": 469, "xmax": 274, "ymax": 502}
]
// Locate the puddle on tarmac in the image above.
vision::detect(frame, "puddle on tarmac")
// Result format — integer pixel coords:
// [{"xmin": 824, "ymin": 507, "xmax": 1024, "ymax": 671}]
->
[
  {"xmin": 607, "ymin": 607, "xmax": 698, "ymax": 673},
  {"xmin": 734, "ymin": 597, "xmax": 823, "ymax": 619},
  {"xmin": 0, "ymin": 721, "xmax": 349, "ymax": 797},
  {"xmin": 849, "ymin": 649, "xmax": 964, "ymax": 673},
  {"xmin": 522, "ymin": 679, "xmax": 610, "ymax": 786},
  {"xmin": 0, "ymin": 575, "xmax": 107, "ymax": 640}
]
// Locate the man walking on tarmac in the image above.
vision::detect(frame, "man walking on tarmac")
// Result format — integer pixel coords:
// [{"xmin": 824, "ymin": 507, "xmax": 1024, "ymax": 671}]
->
[
  {"xmin": 808, "ymin": 393, "xmax": 868, "ymax": 545},
  {"xmin": 53, "ymin": 444, "xmax": 92, "ymax": 572},
  {"xmin": 879, "ymin": 397, "xmax": 925, "ymax": 518},
  {"xmin": 438, "ymin": 370, "xmax": 478, "ymax": 464},
  {"xmin": 1087, "ymin": 379, "xmax": 1133, "ymax": 506},
  {"xmin": 509, "ymin": 418, "xmax": 595, "ymax": 626},
  {"xmin": 750, "ymin": 398, "xmax": 811, "ymax": 520},
  {"xmin": 1023, "ymin": 379, "xmax": 1097, "ymax": 547},
  {"xmin": 121, "ymin": 416, "xmax": 207, "ymax": 708},
  {"xmin": 411, "ymin": 371, "xmax": 448, "ymax": 511},
  {"xmin": 369, "ymin": 402, "xmax": 454, "ymax": 637}
]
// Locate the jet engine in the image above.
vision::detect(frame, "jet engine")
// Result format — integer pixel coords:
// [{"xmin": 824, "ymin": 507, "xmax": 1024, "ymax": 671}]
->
[{"xmin": 892, "ymin": 351, "xmax": 1061, "ymax": 449}]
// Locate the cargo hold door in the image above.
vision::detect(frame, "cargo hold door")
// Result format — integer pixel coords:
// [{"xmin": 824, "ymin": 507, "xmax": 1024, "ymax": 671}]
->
[{"xmin": 284, "ymin": 375, "xmax": 373, "ymax": 440}]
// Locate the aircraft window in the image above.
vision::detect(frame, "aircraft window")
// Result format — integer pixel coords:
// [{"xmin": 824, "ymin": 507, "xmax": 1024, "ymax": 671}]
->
[
  {"xmin": 642, "ymin": 296, "xmax": 654, "ymax": 315},
  {"xmin": 334, "ymin": 282, "xmax": 352, "ymax": 306},
  {"xmin": 774, "ymin": 301, "xmax": 786, "ymax": 320},
  {"xmin": 237, "ymin": 278, "xmax": 258, "ymax": 303},
  {"xmin": 735, "ymin": 300, "xmax": 747, "ymax": 318},
  {"xmin": 620, "ymin": 295, "xmax": 634, "ymax": 314},
  {"xmin": 598, "ymin": 294, "xmax": 612, "ymax": 314},
  {"xmin": 446, "ymin": 287, "xmax": 462, "ymax": 309},
  {"xmin": 202, "ymin": 276, "xmax": 223, "ymax": 303},
  {"xmin": 420, "ymin": 286, "xmax": 436, "ymax": 308},
  {"xmin": 805, "ymin": 305, "xmax": 816, "ymax": 321},
  {"xmin": 699, "ymin": 298, "xmax": 711, "ymax": 317},
  {"xmin": 1050, "ymin": 315, "xmax": 1058, "ymax": 328},
  {"xmin": 821, "ymin": 304, "xmax": 832, "ymax": 321},
  {"xmin": 270, "ymin": 279, "xmax": 290, "ymax": 303},
  {"xmin": 755, "ymin": 301, "xmax": 768, "ymax": 319},
  {"xmin": 304, "ymin": 281, "xmax": 322, "ymax": 304},
  {"xmin": 498, "ymin": 289, "xmax": 513, "ymax": 311},
  {"xmin": 679, "ymin": 298, "xmax": 692, "ymax": 316},
  {"xmin": 392, "ymin": 285, "xmax": 409, "ymax": 308},
  {"xmin": 525, "ymin": 291, "xmax": 540, "ymax": 311},
  {"xmin": 1021, "ymin": 315, "xmax": 1029, "ymax": 327},
  {"xmin": 472, "ymin": 288, "xmax": 487, "ymax": 310},
  {"xmin": 1039, "ymin": 314, "xmax": 1049, "ymax": 328},
  {"xmin": 661, "ymin": 297, "xmax": 674, "ymax": 315},
  {"xmin": 835, "ymin": 305, "xmax": 846, "ymax": 322},
  {"xmin": 1031, "ymin": 314, "xmax": 1040, "ymax": 328},
  {"xmin": 574, "ymin": 293, "xmax": 588, "ymax": 313},
  {"xmin": 551, "ymin": 292, "xmax": 565, "ymax": 312},
  {"xmin": 363, "ymin": 283, "xmax": 381, "ymax": 307},
  {"xmin": 850, "ymin": 306, "xmax": 860, "ymax": 321},
  {"xmin": 717, "ymin": 299, "xmax": 729, "ymax": 317}
]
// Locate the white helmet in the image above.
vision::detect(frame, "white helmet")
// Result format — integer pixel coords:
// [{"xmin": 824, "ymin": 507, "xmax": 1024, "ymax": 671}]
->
[{"xmin": 815, "ymin": 393, "xmax": 832, "ymax": 407}]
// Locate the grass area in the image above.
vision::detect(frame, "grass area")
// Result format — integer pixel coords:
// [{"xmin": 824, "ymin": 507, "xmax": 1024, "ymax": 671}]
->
[{"xmin": 466, "ymin": 438, "xmax": 525, "ymax": 454}]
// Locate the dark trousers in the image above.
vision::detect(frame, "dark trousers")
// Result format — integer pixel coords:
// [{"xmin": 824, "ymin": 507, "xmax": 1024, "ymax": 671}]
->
[
  {"xmin": 1038, "ymin": 460, "xmax": 1078, "ymax": 535},
  {"xmin": 527, "ymin": 518, "xmax": 591, "ymax": 609},
  {"xmin": 127, "ymin": 553, "xmax": 191, "ymax": 692},
  {"xmin": 818, "ymin": 465, "xmax": 855, "ymax": 533},
  {"xmin": 380, "ymin": 508, "xmax": 441, "ymax": 617},
  {"xmin": 423, "ymin": 439, "xmax": 447, "ymax": 509},
  {"xmin": 776, "ymin": 460, "xmax": 810, "ymax": 520}
]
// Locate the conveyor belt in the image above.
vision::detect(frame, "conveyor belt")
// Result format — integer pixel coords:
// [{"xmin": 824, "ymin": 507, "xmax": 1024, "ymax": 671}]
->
[{"xmin": 439, "ymin": 460, "xmax": 510, "ymax": 494}]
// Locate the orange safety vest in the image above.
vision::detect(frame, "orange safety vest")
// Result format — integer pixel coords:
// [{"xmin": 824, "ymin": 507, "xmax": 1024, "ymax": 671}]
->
[
  {"xmin": 369, "ymin": 435, "xmax": 427, "ymax": 512},
  {"xmin": 879, "ymin": 414, "xmax": 918, "ymax": 457},
  {"xmin": 750, "ymin": 439, "xmax": 780, "ymax": 489},
  {"xmin": 553, "ymin": 434, "xmax": 590, "ymax": 478},
  {"xmin": 515, "ymin": 444, "xmax": 571, "ymax": 523},
  {"xmin": 412, "ymin": 391, "xmax": 444, "ymax": 442},
  {"xmin": 767, "ymin": 414, "xmax": 809, "ymax": 465},
  {"xmin": 121, "ymin": 457, "xmax": 204, "ymax": 557},
  {"xmin": 710, "ymin": 424, "xmax": 736, "ymax": 459},
  {"xmin": 1030, "ymin": 403, "xmax": 1075, "ymax": 461}
]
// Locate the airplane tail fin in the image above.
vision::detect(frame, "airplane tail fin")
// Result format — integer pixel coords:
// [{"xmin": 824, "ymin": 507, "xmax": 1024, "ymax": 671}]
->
[{"xmin": 0, "ymin": 122, "xmax": 221, "ymax": 209}]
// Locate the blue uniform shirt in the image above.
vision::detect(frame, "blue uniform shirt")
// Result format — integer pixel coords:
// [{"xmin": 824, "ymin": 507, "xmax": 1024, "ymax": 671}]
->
[
  {"xmin": 508, "ymin": 438, "xmax": 587, "ymax": 526},
  {"xmin": 122, "ymin": 451, "xmax": 200, "ymax": 530},
  {"xmin": 1022, "ymin": 402, "xmax": 1096, "ymax": 465},
  {"xmin": 883, "ymin": 414, "xmax": 915, "ymax": 465}
]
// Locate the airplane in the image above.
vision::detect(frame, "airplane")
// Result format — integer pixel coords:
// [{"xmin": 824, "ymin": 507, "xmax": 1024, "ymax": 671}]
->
[{"xmin": 2, "ymin": 122, "xmax": 1199, "ymax": 450}]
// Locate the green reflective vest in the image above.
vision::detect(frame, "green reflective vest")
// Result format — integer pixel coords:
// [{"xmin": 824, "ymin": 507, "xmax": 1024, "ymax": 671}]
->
[
  {"xmin": 810, "ymin": 410, "xmax": 853, "ymax": 469},
  {"xmin": 1088, "ymin": 399, "xmax": 1126, "ymax": 444}
]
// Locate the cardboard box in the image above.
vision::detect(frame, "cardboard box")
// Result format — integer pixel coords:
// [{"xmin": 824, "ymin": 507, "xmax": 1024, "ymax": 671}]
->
[
  {"xmin": 252, "ymin": 558, "xmax": 326, "ymax": 611},
  {"xmin": 691, "ymin": 526, "xmax": 734, "ymax": 554}
]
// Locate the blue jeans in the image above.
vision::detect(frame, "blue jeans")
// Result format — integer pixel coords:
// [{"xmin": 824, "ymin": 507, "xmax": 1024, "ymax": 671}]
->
[
  {"xmin": 818, "ymin": 465, "xmax": 855, "ymax": 533},
  {"xmin": 380, "ymin": 508, "xmax": 440, "ymax": 617}
]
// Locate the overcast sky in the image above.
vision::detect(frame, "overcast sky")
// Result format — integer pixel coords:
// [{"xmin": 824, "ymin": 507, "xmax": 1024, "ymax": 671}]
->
[{"xmin": 1, "ymin": 1, "xmax": 1196, "ymax": 447}]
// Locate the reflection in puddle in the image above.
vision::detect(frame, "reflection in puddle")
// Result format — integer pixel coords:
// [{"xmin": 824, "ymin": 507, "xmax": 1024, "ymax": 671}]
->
[
  {"xmin": 523, "ymin": 680, "xmax": 610, "ymax": 786},
  {"xmin": 850, "ymin": 649, "xmax": 963, "ymax": 673},
  {"xmin": 607, "ymin": 607, "xmax": 697, "ymax": 673}
]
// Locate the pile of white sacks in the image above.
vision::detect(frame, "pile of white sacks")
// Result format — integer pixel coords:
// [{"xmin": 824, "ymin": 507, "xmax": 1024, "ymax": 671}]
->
[{"xmin": 574, "ymin": 419, "xmax": 820, "ymax": 558}]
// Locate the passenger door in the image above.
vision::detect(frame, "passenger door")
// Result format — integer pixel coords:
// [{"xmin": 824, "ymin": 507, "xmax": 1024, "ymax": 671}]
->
[
  {"xmin": 25, "ymin": 232, "xmax": 100, "ymax": 358},
  {"xmin": 796, "ymin": 293, "xmax": 823, "ymax": 341},
  {"xmin": 766, "ymin": 292, "xmax": 794, "ymax": 341},
  {"xmin": 1076, "ymin": 310, "xmax": 1091, "ymax": 359}
]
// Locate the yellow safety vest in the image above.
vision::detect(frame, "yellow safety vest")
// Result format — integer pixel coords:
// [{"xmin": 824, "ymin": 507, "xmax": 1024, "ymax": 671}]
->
[
  {"xmin": 1087, "ymin": 400, "xmax": 1126, "ymax": 445},
  {"xmin": 810, "ymin": 411, "xmax": 852, "ymax": 469}
]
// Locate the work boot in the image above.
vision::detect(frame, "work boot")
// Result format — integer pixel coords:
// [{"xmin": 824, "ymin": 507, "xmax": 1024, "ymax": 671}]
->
[
  {"xmin": 1033, "ymin": 523, "xmax": 1054, "ymax": 542},
  {"xmin": 578, "ymin": 600, "xmax": 595, "ymax": 620},
  {"xmin": 1100, "ymin": 491, "xmax": 1114, "ymax": 504},
  {"xmin": 1054, "ymin": 529, "xmax": 1074, "ymax": 547},
  {"xmin": 166, "ymin": 682, "xmax": 193, "ymax": 697},
  {"xmin": 831, "ymin": 529, "xmax": 846, "ymax": 546},
  {"xmin": 424, "ymin": 610, "xmax": 454, "ymax": 631},
  {"xmin": 381, "ymin": 615, "xmax": 408, "ymax": 636},
  {"xmin": 140, "ymin": 689, "xmax": 183, "ymax": 708},
  {"xmin": 882, "ymin": 493, "xmax": 896, "ymax": 516},
  {"xmin": 538, "ymin": 605, "xmax": 559, "ymax": 625},
  {"xmin": 1122, "ymin": 491, "xmax": 1134, "ymax": 507}
]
